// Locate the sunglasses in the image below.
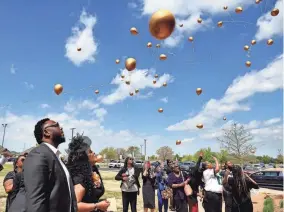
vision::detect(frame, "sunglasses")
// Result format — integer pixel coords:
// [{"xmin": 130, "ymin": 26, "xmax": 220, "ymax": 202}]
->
[
  {"xmin": 129, "ymin": 158, "xmax": 133, "ymax": 160},
  {"xmin": 43, "ymin": 122, "xmax": 60, "ymax": 130},
  {"xmin": 20, "ymin": 158, "xmax": 25, "ymax": 162}
]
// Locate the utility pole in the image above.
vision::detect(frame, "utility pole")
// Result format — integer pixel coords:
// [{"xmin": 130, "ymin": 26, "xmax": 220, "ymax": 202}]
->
[
  {"xmin": 144, "ymin": 139, "xmax": 147, "ymax": 160},
  {"xmin": 1, "ymin": 124, "xmax": 8, "ymax": 148},
  {"xmin": 70, "ymin": 128, "xmax": 76, "ymax": 140},
  {"xmin": 140, "ymin": 145, "xmax": 143, "ymax": 156}
]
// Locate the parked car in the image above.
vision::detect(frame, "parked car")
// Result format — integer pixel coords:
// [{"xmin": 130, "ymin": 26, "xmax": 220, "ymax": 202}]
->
[
  {"xmin": 180, "ymin": 161, "xmax": 196, "ymax": 173},
  {"xmin": 252, "ymin": 164, "xmax": 263, "ymax": 171},
  {"xmin": 249, "ymin": 168, "xmax": 283, "ymax": 190},
  {"xmin": 108, "ymin": 160, "xmax": 124, "ymax": 168},
  {"xmin": 243, "ymin": 166, "xmax": 259, "ymax": 175},
  {"xmin": 135, "ymin": 160, "xmax": 144, "ymax": 171}
]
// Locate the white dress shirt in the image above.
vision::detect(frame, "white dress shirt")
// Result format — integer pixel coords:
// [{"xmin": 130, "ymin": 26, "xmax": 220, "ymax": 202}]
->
[
  {"xmin": 0, "ymin": 155, "xmax": 8, "ymax": 166},
  {"xmin": 203, "ymin": 169, "xmax": 223, "ymax": 193},
  {"xmin": 44, "ymin": 143, "xmax": 72, "ymax": 212}
]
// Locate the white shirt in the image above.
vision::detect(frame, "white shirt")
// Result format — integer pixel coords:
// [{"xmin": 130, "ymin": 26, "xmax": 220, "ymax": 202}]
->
[
  {"xmin": 203, "ymin": 169, "xmax": 223, "ymax": 193},
  {"xmin": 44, "ymin": 143, "xmax": 72, "ymax": 212},
  {"xmin": 0, "ymin": 155, "xmax": 8, "ymax": 166},
  {"xmin": 121, "ymin": 167, "xmax": 138, "ymax": 192}
]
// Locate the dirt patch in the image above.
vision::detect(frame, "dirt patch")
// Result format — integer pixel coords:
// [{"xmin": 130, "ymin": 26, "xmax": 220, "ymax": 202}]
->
[{"xmin": 251, "ymin": 193, "xmax": 284, "ymax": 212}]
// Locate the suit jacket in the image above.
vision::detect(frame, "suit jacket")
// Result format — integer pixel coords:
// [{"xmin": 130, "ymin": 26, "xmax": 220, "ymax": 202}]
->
[{"xmin": 23, "ymin": 143, "xmax": 78, "ymax": 212}]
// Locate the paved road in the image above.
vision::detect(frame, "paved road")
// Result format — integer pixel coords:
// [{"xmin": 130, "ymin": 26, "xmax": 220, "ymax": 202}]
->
[{"xmin": 100, "ymin": 167, "xmax": 120, "ymax": 172}]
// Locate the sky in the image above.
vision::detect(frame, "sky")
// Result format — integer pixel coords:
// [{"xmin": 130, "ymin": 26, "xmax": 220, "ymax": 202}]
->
[{"xmin": 0, "ymin": 0, "xmax": 283, "ymax": 157}]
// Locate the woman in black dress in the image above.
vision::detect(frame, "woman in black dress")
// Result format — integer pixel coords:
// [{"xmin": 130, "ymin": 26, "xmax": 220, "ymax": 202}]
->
[
  {"xmin": 142, "ymin": 161, "xmax": 156, "ymax": 212},
  {"xmin": 66, "ymin": 134, "xmax": 110, "ymax": 212},
  {"xmin": 228, "ymin": 165, "xmax": 259, "ymax": 212}
]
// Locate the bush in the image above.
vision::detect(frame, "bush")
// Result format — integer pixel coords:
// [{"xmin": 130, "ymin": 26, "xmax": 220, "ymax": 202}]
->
[
  {"xmin": 263, "ymin": 198, "xmax": 274, "ymax": 212},
  {"xmin": 280, "ymin": 200, "xmax": 283, "ymax": 208}
]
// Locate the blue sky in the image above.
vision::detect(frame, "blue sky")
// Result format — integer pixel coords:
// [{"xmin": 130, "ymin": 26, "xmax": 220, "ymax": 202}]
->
[{"xmin": 0, "ymin": 0, "xmax": 283, "ymax": 157}]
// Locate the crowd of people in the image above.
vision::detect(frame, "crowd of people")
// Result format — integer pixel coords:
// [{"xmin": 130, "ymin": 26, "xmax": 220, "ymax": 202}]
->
[{"xmin": 0, "ymin": 118, "xmax": 260, "ymax": 212}]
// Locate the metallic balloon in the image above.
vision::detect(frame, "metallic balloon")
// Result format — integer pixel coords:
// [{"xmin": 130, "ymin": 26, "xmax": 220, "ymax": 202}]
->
[
  {"xmin": 125, "ymin": 58, "xmax": 136, "ymax": 71},
  {"xmin": 163, "ymin": 82, "xmax": 167, "ymax": 87},
  {"xmin": 77, "ymin": 48, "xmax": 81, "ymax": 51},
  {"xmin": 251, "ymin": 40, "xmax": 256, "ymax": 45},
  {"xmin": 147, "ymin": 42, "xmax": 152, "ymax": 48},
  {"xmin": 159, "ymin": 54, "xmax": 167, "ymax": 60},
  {"xmin": 149, "ymin": 9, "xmax": 176, "ymax": 40},
  {"xmin": 188, "ymin": 36, "xmax": 194, "ymax": 42},
  {"xmin": 196, "ymin": 88, "xmax": 202, "ymax": 95},
  {"xmin": 250, "ymin": 149, "xmax": 256, "ymax": 154},
  {"xmin": 116, "ymin": 59, "xmax": 120, "ymax": 64},
  {"xmin": 255, "ymin": 0, "xmax": 261, "ymax": 4},
  {"xmin": 271, "ymin": 8, "xmax": 279, "ymax": 16},
  {"xmin": 223, "ymin": 117, "xmax": 227, "ymax": 121},
  {"xmin": 54, "ymin": 84, "xmax": 63, "ymax": 95},
  {"xmin": 135, "ymin": 89, "xmax": 139, "ymax": 93},
  {"xmin": 235, "ymin": 7, "xmax": 243, "ymax": 13},
  {"xmin": 176, "ymin": 140, "xmax": 181, "ymax": 145},
  {"xmin": 217, "ymin": 21, "xmax": 223, "ymax": 27},
  {"xmin": 267, "ymin": 39, "xmax": 274, "ymax": 45},
  {"xmin": 129, "ymin": 92, "xmax": 134, "ymax": 96},
  {"xmin": 179, "ymin": 24, "xmax": 183, "ymax": 27},
  {"xmin": 245, "ymin": 61, "xmax": 251, "ymax": 67},
  {"xmin": 95, "ymin": 89, "xmax": 99, "ymax": 94},
  {"xmin": 121, "ymin": 75, "xmax": 125, "ymax": 79},
  {"xmin": 130, "ymin": 27, "xmax": 138, "ymax": 35},
  {"xmin": 153, "ymin": 80, "xmax": 157, "ymax": 84},
  {"xmin": 156, "ymin": 44, "xmax": 161, "ymax": 48},
  {"xmin": 244, "ymin": 45, "xmax": 250, "ymax": 51},
  {"xmin": 126, "ymin": 81, "xmax": 131, "ymax": 85},
  {"xmin": 223, "ymin": 6, "xmax": 228, "ymax": 10},
  {"xmin": 196, "ymin": 124, "xmax": 203, "ymax": 129},
  {"xmin": 154, "ymin": 74, "xmax": 159, "ymax": 78},
  {"xmin": 197, "ymin": 18, "xmax": 202, "ymax": 23},
  {"xmin": 158, "ymin": 108, "xmax": 163, "ymax": 113}
]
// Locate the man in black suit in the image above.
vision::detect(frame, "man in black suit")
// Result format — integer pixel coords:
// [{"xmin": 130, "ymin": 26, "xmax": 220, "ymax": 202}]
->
[{"xmin": 23, "ymin": 118, "xmax": 77, "ymax": 212}]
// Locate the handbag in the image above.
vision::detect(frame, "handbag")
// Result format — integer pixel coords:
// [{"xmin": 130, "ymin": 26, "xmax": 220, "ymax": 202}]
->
[
  {"xmin": 181, "ymin": 172, "xmax": 193, "ymax": 196},
  {"xmin": 161, "ymin": 187, "xmax": 173, "ymax": 199}
]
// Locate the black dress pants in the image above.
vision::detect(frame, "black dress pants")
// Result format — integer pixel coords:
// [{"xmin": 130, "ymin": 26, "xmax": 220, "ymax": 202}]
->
[
  {"xmin": 122, "ymin": 191, "xmax": 137, "ymax": 212},
  {"xmin": 202, "ymin": 191, "xmax": 222, "ymax": 212},
  {"xmin": 223, "ymin": 189, "xmax": 232, "ymax": 212},
  {"xmin": 175, "ymin": 199, "xmax": 188, "ymax": 212}
]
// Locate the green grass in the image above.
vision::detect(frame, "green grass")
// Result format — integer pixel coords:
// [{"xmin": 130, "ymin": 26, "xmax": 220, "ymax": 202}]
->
[
  {"xmin": 0, "ymin": 163, "xmax": 13, "ymax": 177},
  {"xmin": 0, "ymin": 163, "xmax": 13, "ymax": 212},
  {"xmin": 263, "ymin": 198, "xmax": 274, "ymax": 212},
  {"xmin": 280, "ymin": 200, "xmax": 283, "ymax": 208}
]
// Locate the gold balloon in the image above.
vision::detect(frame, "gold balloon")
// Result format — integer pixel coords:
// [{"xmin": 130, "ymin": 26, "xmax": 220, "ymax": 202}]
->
[
  {"xmin": 163, "ymin": 82, "xmax": 167, "ymax": 87},
  {"xmin": 255, "ymin": 0, "xmax": 261, "ymax": 4},
  {"xmin": 149, "ymin": 9, "xmax": 176, "ymax": 40},
  {"xmin": 121, "ymin": 75, "xmax": 125, "ymax": 79},
  {"xmin": 197, "ymin": 18, "xmax": 202, "ymax": 23},
  {"xmin": 129, "ymin": 92, "xmax": 134, "ymax": 96},
  {"xmin": 251, "ymin": 40, "xmax": 256, "ymax": 45},
  {"xmin": 223, "ymin": 6, "xmax": 228, "ymax": 10},
  {"xmin": 154, "ymin": 74, "xmax": 159, "ymax": 78},
  {"xmin": 156, "ymin": 44, "xmax": 161, "ymax": 48},
  {"xmin": 244, "ymin": 45, "xmax": 250, "ymax": 51},
  {"xmin": 176, "ymin": 140, "xmax": 181, "ymax": 145},
  {"xmin": 223, "ymin": 116, "xmax": 227, "ymax": 121},
  {"xmin": 135, "ymin": 89, "xmax": 139, "ymax": 93},
  {"xmin": 153, "ymin": 80, "xmax": 157, "ymax": 84},
  {"xmin": 95, "ymin": 155, "xmax": 104, "ymax": 163},
  {"xmin": 159, "ymin": 54, "xmax": 167, "ymax": 60},
  {"xmin": 217, "ymin": 21, "xmax": 223, "ymax": 27},
  {"xmin": 235, "ymin": 7, "xmax": 243, "ymax": 13},
  {"xmin": 196, "ymin": 124, "xmax": 204, "ymax": 129},
  {"xmin": 245, "ymin": 61, "xmax": 251, "ymax": 67},
  {"xmin": 179, "ymin": 24, "xmax": 183, "ymax": 27},
  {"xmin": 130, "ymin": 27, "xmax": 138, "ymax": 35},
  {"xmin": 125, "ymin": 58, "xmax": 136, "ymax": 71},
  {"xmin": 188, "ymin": 36, "xmax": 194, "ymax": 42},
  {"xmin": 54, "ymin": 84, "xmax": 63, "ymax": 95},
  {"xmin": 250, "ymin": 149, "xmax": 256, "ymax": 154},
  {"xmin": 126, "ymin": 80, "xmax": 130, "ymax": 85},
  {"xmin": 158, "ymin": 108, "xmax": 163, "ymax": 113},
  {"xmin": 267, "ymin": 39, "xmax": 274, "ymax": 45},
  {"xmin": 196, "ymin": 88, "xmax": 202, "ymax": 95},
  {"xmin": 95, "ymin": 89, "xmax": 99, "ymax": 94},
  {"xmin": 271, "ymin": 8, "xmax": 279, "ymax": 16},
  {"xmin": 77, "ymin": 47, "xmax": 81, "ymax": 51},
  {"xmin": 147, "ymin": 42, "xmax": 152, "ymax": 48},
  {"xmin": 116, "ymin": 59, "xmax": 120, "ymax": 64}
]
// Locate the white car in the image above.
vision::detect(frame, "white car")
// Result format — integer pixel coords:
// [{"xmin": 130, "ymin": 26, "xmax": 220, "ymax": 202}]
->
[{"xmin": 109, "ymin": 160, "xmax": 124, "ymax": 168}]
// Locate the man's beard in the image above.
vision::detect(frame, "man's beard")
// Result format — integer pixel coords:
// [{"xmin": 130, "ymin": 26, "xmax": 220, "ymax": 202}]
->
[{"xmin": 54, "ymin": 135, "xmax": 66, "ymax": 145}]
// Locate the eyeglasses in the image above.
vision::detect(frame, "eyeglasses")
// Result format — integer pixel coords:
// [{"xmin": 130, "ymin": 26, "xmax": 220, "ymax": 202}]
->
[
  {"xmin": 43, "ymin": 122, "xmax": 60, "ymax": 130},
  {"xmin": 20, "ymin": 158, "xmax": 25, "ymax": 162}
]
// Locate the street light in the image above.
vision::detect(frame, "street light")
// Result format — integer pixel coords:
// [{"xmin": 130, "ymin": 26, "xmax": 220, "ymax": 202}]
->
[{"xmin": 1, "ymin": 124, "xmax": 8, "ymax": 148}]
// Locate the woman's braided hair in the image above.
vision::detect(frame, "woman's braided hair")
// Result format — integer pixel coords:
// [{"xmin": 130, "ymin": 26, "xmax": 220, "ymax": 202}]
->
[{"xmin": 66, "ymin": 134, "xmax": 93, "ymax": 196}]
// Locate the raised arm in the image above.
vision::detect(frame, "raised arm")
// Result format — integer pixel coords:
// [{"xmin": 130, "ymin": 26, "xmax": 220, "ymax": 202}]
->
[
  {"xmin": 24, "ymin": 151, "xmax": 49, "ymax": 212},
  {"xmin": 194, "ymin": 152, "xmax": 203, "ymax": 173},
  {"xmin": 212, "ymin": 156, "xmax": 220, "ymax": 173}
]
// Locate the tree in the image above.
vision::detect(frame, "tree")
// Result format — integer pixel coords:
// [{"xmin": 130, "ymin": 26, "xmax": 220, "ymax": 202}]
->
[
  {"xmin": 156, "ymin": 146, "xmax": 174, "ymax": 161},
  {"xmin": 99, "ymin": 147, "xmax": 117, "ymax": 159},
  {"xmin": 126, "ymin": 146, "xmax": 140, "ymax": 158},
  {"xmin": 261, "ymin": 155, "xmax": 273, "ymax": 164},
  {"xmin": 174, "ymin": 153, "xmax": 182, "ymax": 161},
  {"xmin": 149, "ymin": 155, "xmax": 156, "ymax": 160},
  {"xmin": 276, "ymin": 149, "xmax": 283, "ymax": 164},
  {"xmin": 217, "ymin": 123, "xmax": 255, "ymax": 164},
  {"xmin": 181, "ymin": 154, "xmax": 194, "ymax": 162},
  {"xmin": 194, "ymin": 148, "xmax": 215, "ymax": 163},
  {"xmin": 216, "ymin": 150, "xmax": 229, "ymax": 164},
  {"xmin": 116, "ymin": 148, "xmax": 127, "ymax": 159}
]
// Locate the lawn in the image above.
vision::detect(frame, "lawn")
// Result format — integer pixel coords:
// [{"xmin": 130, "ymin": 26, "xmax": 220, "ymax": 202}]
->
[{"xmin": 0, "ymin": 163, "xmax": 13, "ymax": 212}]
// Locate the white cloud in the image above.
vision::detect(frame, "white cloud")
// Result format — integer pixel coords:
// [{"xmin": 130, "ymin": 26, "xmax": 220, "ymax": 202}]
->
[
  {"xmin": 160, "ymin": 97, "xmax": 168, "ymax": 103},
  {"xmin": 140, "ymin": 0, "xmax": 255, "ymax": 47},
  {"xmin": 255, "ymin": 0, "xmax": 283, "ymax": 41},
  {"xmin": 64, "ymin": 99, "xmax": 99, "ymax": 113},
  {"xmin": 40, "ymin": 104, "xmax": 50, "ymax": 109},
  {"xmin": 23, "ymin": 82, "xmax": 34, "ymax": 90},
  {"xmin": 167, "ymin": 54, "xmax": 283, "ymax": 131},
  {"xmin": 136, "ymin": 91, "xmax": 154, "ymax": 99},
  {"xmin": 65, "ymin": 9, "xmax": 98, "ymax": 66},
  {"xmin": 100, "ymin": 69, "xmax": 174, "ymax": 105},
  {"xmin": 10, "ymin": 64, "xmax": 16, "ymax": 74},
  {"xmin": 93, "ymin": 108, "xmax": 107, "ymax": 121},
  {"xmin": 128, "ymin": 2, "xmax": 138, "ymax": 9}
]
